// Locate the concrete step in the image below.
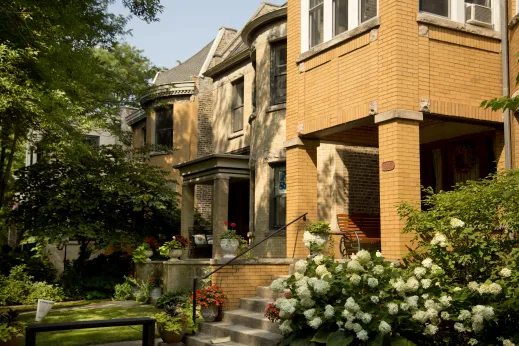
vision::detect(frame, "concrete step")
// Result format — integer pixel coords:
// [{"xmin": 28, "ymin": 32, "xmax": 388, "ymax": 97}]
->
[
  {"xmin": 198, "ymin": 321, "xmax": 283, "ymax": 346},
  {"xmin": 223, "ymin": 309, "xmax": 281, "ymax": 334},
  {"xmin": 186, "ymin": 332, "xmax": 247, "ymax": 346},
  {"xmin": 240, "ymin": 297, "xmax": 273, "ymax": 314},
  {"xmin": 256, "ymin": 286, "xmax": 289, "ymax": 300},
  {"xmin": 272, "ymin": 275, "xmax": 290, "ymax": 280}
]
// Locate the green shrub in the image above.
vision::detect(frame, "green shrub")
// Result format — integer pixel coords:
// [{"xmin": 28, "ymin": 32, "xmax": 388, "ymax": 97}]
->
[
  {"xmin": 86, "ymin": 291, "xmax": 108, "ymax": 300},
  {"xmin": 113, "ymin": 282, "xmax": 133, "ymax": 301},
  {"xmin": 0, "ymin": 246, "xmax": 56, "ymax": 283},
  {"xmin": 25, "ymin": 282, "xmax": 65, "ymax": 304},
  {"xmin": 132, "ymin": 245, "xmax": 148, "ymax": 264},
  {"xmin": 156, "ymin": 290, "xmax": 190, "ymax": 309}
]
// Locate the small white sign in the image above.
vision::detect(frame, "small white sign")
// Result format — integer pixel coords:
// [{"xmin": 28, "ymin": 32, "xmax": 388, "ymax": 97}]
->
[{"xmin": 35, "ymin": 299, "xmax": 55, "ymax": 322}]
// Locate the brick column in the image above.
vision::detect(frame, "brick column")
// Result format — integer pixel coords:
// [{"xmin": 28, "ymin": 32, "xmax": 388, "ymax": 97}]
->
[
  {"xmin": 181, "ymin": 184, "xmax": 195, "ymax": 241},
  {"xmin": 285, "ymin": 139, "xmax": 319, "ymax": 258},
  {"xmin": 212, "ymin": 176, "xmax": 229, "ymax": 259},
  {"xmin": 376, "ymin": 111, "xmax": 422, "ymax": 259}
]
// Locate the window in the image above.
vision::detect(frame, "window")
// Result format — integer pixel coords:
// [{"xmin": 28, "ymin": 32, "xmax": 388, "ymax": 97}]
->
[
  {"xmin": 141, "ymin": 126, "xmax": 147, "ymax": 146},
  {"xmin": 361, "ymin": 0, "xmax": 378, "ymax": 22},
  {"xmin": 270, "ymin": 165, "xmax": 287, "ymax": 228},
  {"xmin": 419, "ymin": 0, "xmax": 449, "ymax": 17},
  {"xmin": 85, "ymin": 135, "xmax": 100, "ymax": 147},
  {"xmin": 334, "ymin": 0, "xmax": 348, "ymax": 36},
  {"xmin": 271, "ymin": 41, "xmax": 287, "ymax": 105},
  {"xmin": 465, "ymin": 0, "xmax": 490, "ymax": 5},
  {"xmin": 309, "ymin": 0, "xmax": 324, "ymax": 47},
  {"xmin": 232, "ymin": 79, "xmax": 244, "ymax": 133},
  {"xmin": 155, "ymin": 106, "xmax": 173, "ymax": 148}
]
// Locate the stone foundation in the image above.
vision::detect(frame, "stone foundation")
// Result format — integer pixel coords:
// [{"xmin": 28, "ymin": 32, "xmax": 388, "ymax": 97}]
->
[{"xmin": 136, "ymin": 260, "xmax": 210, "ymax": 293}]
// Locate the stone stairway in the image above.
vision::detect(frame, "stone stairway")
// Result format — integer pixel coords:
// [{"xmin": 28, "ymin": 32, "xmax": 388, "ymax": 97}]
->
[{"xmin": 186, "ymin": 276, "xmax": 289, "ymax": 346}]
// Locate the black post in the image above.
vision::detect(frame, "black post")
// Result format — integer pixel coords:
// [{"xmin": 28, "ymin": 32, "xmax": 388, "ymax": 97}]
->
[
  {"xmin": 25, "ymin": 328, "xmax": 36, "ymax": 346},
  {"xmin": 192, "ymin": 277, "xmax": 197, "ymax": 329},
  {"xmin": 142, "ymin": 320, "xmax": 155, "ymax": 346}
]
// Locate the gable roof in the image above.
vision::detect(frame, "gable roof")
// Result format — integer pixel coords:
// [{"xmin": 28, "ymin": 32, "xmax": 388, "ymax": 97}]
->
[{"xmin": 153, "ymin": 40, "xmax": 214, "ymax": 85}]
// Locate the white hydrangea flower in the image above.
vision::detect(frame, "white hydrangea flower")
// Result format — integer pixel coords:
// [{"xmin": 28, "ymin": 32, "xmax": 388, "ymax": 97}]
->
[
  {"xmin": 275, "ymin": 298, "xmax": 298, "ymax": 319},
  {"xmin": 296, "ymin": 285, "xmax": 312, "ymax": 299},
  {"xmin": 335, "ymin": 264, "xmax": 343, "ymax": 273},
  {"xmin": 347, "ymin": 260, "xmax": 364, "ymax": 272},
  {"xmin": 458, "ymin": 310, "xmax": 471, "ymax": 321},
  {"xmin": 406, "ymin": 296, "xmax": 419, "ymax": 309},
  {"xmin": 345, "ymin": 297, "xmax": 360, "ymax": 312},
  {"xmin": 453, "ymin": 287, "xmax": 462, "ymax": 292},
  {"xmin": 376, "ymin": 250, "xmax": 383, "ymax": 257},
  {"xmin": 450, "ymin": 218, "xmax": 465, "ymax": 228},
  {"xmin": 360, "ymin": 312, "xmax": 372, "ymax": 324},
  {"xmin": 479, "ymin": 282, "xmax": 502, "ymax": 295},
  {"xmin": 392, "ymin": 278, "xmax": 406, "ymax": 293},
  {"xmin": 468, "ymin": 281, "xmax": 480, "ymax": 291},
  {"xmin": 356, "ymin": 250, "xmax": 371, "ymax": 265},
  {"xmin": 387, "ymin": 302, "xmax": 399, "ymax": 315},
  {"xmin": 421, "ymin": 294, "xmax": 429, "ymax": 300},
  {"xmin": 342, "ymin": 309, "xmax": 355, "ymax": 322},
  {"xmin": 356, "ymin": 330, "xmax": 369, "ymax": 341},
  {"xmin": 372, "ymin": 265, "xmax": 384, "ymax": 275},
  {"xmin": 379, "ymin": 291, "xmax": 389, "ymax": 299},
  {"xmin": 313, "ymin": 280, "xmax": 331, "ymax": 295},
  {"xmin": 352, "ymin": 323, "xmax": 363, "ymax": 333},
  {"xmin": 406, "ymin": 277, "xmax": 420, "ymax": 292},
  {"xmin": 315, "ymin": 264, "xmax": 328, "ymax": 277},
  {"xmin": 441, "ymin": 311, "xmax": 450, "ymax": 320},
  {"xmin": 400, "ymin": 302, "xmax": 410, "ymax": 311},
  {"xmin": 295, "ymin": 259, "xmax": 308, "ymax": 274},
  {"xmin": 454, "ymin": 322, "xmax": 466, "ymax": 332},
  {"xmin": 303, "ymin": 309, "xmax": 316, "ymax": 320},
  {"xmin": 304, "ymin": 231, "xmax": 327, "ymax": 249},
  {"xmin": 412, "ymin": 310, "xmax": 428, "ymax": 323},
  {"xmin": 379, "ymin": 321, "xmax": 391, "ymax": 334},
  {"xmin": 421, "ymin": 279, "xmax": 432, "ymax": 289},
  {"xmin": 472, "ymin": 305, "xmax": 494, "ymax": 320},
  {"xmin": 424, "ymin": 324, "xmax": 439, "ymax": 335},
  {"xmin": 344, "ymin": 321, "xmax": 354, "ymax": 330},
  {"xmin": 293, "ymin": 272, "xmax": 304, "ymax": 281},
  {"xmin": 350, "ymin": 274, "xmax": 361, "ymax": 285},
  {"xmin": 336, "ymin": 320, "xmax": 344, "ymax": 329},
  {"xmin": 503, "ymin": 340, "xmax": 516, "ymax": 346},
  {"xmin": 422, "ymin": 258, "xmax": 433, "ymax": 268},
  {"xmin": 426, "ymin": 308, "xmax": 439, "ymax": 322},
  {"xmin": 313, "ymin": 254, "xmax": 324, "ymax": 265},
  {"xmin": 324, "ymin": 305, "xmax": 335, "ymax": 319},
  {"xmin": 431, "ymin": 232, "xmax": 448, "ymax": 247},
  {"xmin": 370, "ymin": 296, "xmax": 380, "ymax": 304},
  {"xmin": 269, "ymin": 278, "xmax": 286, "ymax": 293},
  {"xmin": 414, "ymin": 267, "xmax": 427, "ymax": 279},
  {"xmin": 472, "ymin": 320, "xmax": 484, "ymax": 332},
  {"xmin": 500, "ymin": 267, "xmax": 512, "ymax": 278},
  {"xmin": 439, "ymin": 295, "xmax": 452, "ymax": 307},
  {"xmin": 368, "ymin": 278, "xmax": 379, "ymax": 288},
  {"xmin": 300, "ymin": 298, "xmax": 315, "ymax": 308},
  {"xmin": 308, "ymin": 317, "xmax": 322, "ymax": 329},
  {"xmin": 468, "ymin": 339, "xmax": 478, "ymax": 346},
  {"xmin": 424, "ymin": 299, "xmax": 440, "ymax": 311},
  {"xmin": 279, "ymin": 320, "xmax": 293, "ymax": 335}
]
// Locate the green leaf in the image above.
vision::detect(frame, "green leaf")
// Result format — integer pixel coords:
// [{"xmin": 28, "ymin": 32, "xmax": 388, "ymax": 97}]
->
[
  {"xmin": 391, "ymin": 336, "xmax": 417, "ymax": 346},
  {"xmin": 312, "ymin": 328, "xmax": 331, "ymax": 343},
  {"xmin": 368, "ymin": 332, "xmax": 391, "ymax": 346},
  {"xmin": 326, "ymin": 331, "xmax": 354, "ymax": 346}
]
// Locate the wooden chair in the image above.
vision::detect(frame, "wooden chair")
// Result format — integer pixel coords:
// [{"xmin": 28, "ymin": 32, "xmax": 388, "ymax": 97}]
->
[{"xmin": 333, "ymin": 214, "xmax": 381, "ymax": 258}]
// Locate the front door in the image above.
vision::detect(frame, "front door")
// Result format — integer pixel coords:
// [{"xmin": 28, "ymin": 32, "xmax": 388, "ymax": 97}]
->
[{"xmin": 228, "ymin": 180, "xmax": 250, "ymax": 239}]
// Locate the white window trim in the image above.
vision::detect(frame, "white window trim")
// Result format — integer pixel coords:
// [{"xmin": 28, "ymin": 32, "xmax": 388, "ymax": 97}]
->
[{"xmin": 301, "ymin": 0, "xmax": 377, "ymax": 53}]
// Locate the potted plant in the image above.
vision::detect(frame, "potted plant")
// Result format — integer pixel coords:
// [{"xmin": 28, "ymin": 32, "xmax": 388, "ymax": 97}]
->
[
  {"xmin": 303, "ymin": 221, "xmax": 331, "ymax": 256},
  {"xmin": 220, "ymin": 222, "xmax": 245, "ymax": 259},
  {"xmin": 195, "ymin": 284, "xmax": 226, "ymax": 322},
  {"xmin": 132, "ymin": 243, "xmax": 153, "ymax": 264},
  {"xmin": 155, "ymin": 304, "xmax": 194, "ymax": 344},
  {"xmin": 159, "ymin": 235, "xmax": 190, "ymax": 261},
  {"xmin": 0, "ymin": 309, "xmax": 25, "ymax": 346}
]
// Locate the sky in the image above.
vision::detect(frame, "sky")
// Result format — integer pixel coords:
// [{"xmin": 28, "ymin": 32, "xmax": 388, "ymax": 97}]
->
[{"xmin": 110, "ymin": 1, "xmax": 286, "ymax": 68}]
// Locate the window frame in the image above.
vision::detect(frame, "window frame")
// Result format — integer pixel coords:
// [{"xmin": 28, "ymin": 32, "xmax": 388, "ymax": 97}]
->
[
  {"xmin": 269, "ymin": 163, "xmax": 287, "ymax": 229},
  {"xmin": 270, "ymin": 40, "xmax": 287, "ymax": 106},
  {"xmin": 418, "ymin": 0, "xmax": 500, "ymax": 29},
  {"xmin": 231, "ymin": 78, "xmax": 245, "ymax": 133},
  {"xmin": 154, "ymin": 106, "xmax": 173, "ymax": 149}
]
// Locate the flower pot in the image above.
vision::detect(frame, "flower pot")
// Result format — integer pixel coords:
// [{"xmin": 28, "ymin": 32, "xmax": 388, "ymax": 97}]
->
[
  {"xmin": 303, "ymin": 231, "xmax": 328, "ymax": 256},
  {"xmin": 145, "ymin": 250, "xmax": 153, "ymax": 262},
  {"xmin": 0, "ymin": 334, "xmax": 24, "ymax": 346},
  {"xmin": 201, "ymin": 304, "xmax": 219, "ymax": 322},
  {"xmin": 156, "ymin": 321, "xmax": 186, "ymax": 344},
  {"xmin": 220, "ymin": 239, "xmax": 239, "ymax": 259},
  {"xmin": 168, "ymin": 249, "xmax": 183, "ymax": 261}
]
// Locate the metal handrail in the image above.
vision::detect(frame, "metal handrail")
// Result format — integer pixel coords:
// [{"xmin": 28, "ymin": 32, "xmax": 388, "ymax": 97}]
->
[{"xmin": 191, "ymin": 212, "xmax": 308, "ymax": 325}]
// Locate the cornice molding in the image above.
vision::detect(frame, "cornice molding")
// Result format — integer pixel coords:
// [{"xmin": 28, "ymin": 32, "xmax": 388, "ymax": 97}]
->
[
  {"xmin": 241, "ymin": 7, "xmax": 287, "ymax": 47},
  {"xmin": 139, "ymin": 81, "xmax": 195, "ymax": 106}
]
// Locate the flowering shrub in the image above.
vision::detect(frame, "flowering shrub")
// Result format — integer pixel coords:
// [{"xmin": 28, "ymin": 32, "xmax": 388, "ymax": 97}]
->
[
  {"xmin": 194, "ymin": 284, "xmax": 226, "ymax": 308},
  {"xmin": 265, "ymin": 303, "xmax": 280, "ymax": 322},
  {"xmin": 303, "ymin": 221, "xmax": 331, "ymax": 254}
]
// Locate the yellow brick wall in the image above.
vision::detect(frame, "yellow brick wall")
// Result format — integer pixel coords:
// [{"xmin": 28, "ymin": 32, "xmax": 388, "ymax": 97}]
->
[
  {"xmin": 211, "ymin": 264, "xmax": 290, "ymax": 310},
  {"xmin": 378, "ymin": 119, "xmax": 421, "ymax": 259}
]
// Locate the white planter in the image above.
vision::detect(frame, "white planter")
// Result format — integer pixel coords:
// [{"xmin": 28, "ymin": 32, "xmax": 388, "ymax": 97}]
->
[
  {"xmin": 168, "ymin": 249, "xmax": 183, "ymax": 261},
  {"xmin": 145, "ymin": 250, "xmax": 153, "ymax": 262},
  {"xmin": 201, "ymin": 304, "xmax": 219, "ymax": 322},
  {"xmin": 221, "ymin": 239, "xmax": 239, "ymax": 259}
]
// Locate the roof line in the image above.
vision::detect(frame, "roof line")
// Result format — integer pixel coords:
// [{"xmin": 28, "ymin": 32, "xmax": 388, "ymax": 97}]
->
[{"xmin": 199, "ymin": 28, "xmax": 226, "ymax": 76}]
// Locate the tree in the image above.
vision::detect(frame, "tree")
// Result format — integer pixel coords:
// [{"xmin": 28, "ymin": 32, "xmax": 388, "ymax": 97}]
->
[
  {"xmin": 12, "ymin": 144, "xmax": 180, "ymax": 255},
  {"xmin": 0, "ymin": 0, "xmax": 163, "ymax": 211}
]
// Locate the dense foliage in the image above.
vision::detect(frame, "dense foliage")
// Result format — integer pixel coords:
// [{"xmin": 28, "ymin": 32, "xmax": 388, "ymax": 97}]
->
[
  {"xmin": 156, "ymin": 290, "xmax": 191, "ymax": 309},
  {"xmin": 0, "ymin": 309, "xmax": 25, "ymax": 342},
  {"xmin": 0, "ymin": 245, "xmax": 56, "ymax": 283},
  {"xmin": 268, "ymin": 172, "xmax": 519, "ymax": 345}
]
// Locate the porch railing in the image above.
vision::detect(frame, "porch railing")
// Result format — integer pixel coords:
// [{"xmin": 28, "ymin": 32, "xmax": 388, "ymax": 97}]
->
[{"xmin": 191, "ymin": 212, "xmax": 308, "ymax": 325}]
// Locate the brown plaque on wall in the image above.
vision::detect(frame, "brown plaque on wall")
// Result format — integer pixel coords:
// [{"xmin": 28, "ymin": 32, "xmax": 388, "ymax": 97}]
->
[{"xmin": 382, "ymin": 161, "xmax": 395, "ymax": 172}]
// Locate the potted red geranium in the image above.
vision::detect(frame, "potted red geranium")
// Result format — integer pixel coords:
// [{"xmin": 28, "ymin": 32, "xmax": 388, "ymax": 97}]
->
[{"xmin": 195, "ymin": 284, "xmax": 226, "ymax": 322}]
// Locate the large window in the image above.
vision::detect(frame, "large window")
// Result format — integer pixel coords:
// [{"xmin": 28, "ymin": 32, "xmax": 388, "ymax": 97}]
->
[
  {"xmin": 309, "ymin": 0, "xmax": 324, "ymax": 48},
  {"xmin": 271, "ymin": 41, "xmax": 287, "ymax": 105},
  {"xmin": 361, "ymin": 0, "xmax": 378, "ymax": 22},
  {"xmin": 419, "ymin": 0, "xmax": 449, "ymax": 17},
  {"xmin": 334, "ymin": 0, "xmax": 348, "ymax": 36},
  {"xmin": 155, "ymin": 106, "xmax": 173, "ymax": 148},
  {"xmin": 85, "ymin": 135, "xmax": 100, "ymax": 147},
  {"xmin": 232, "ymin": 79, "xmax": 244, "ymax": 133},
  {"xmin": 270, "ymin": 165, "xmax": 287, "ymax": 228}
]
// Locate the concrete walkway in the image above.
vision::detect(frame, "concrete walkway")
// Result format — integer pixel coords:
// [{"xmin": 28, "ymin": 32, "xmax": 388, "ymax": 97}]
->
[
  {"xmin": 20, "ymin": 300, "xmax": 144, "ymax": 315},
  {"xmin": 91, "ymin": 339, "xmax": 162, "ymax": 346}
]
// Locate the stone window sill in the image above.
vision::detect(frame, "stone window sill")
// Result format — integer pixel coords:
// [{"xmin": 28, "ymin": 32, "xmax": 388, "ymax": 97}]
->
[
  {"xmin": 228, "ymin": 130, "xmax": 244, "ymax": 140},
  {"xmin": 150, "ymin": 151, "xmax": 171, "ymax": 157},
  {"xmin": 509, "ymin": 12, "xmax": 519, "ymax": 29},
  {"xmin": 416, "ymin": 12, "xmax": 500, "ymax": 40},
  {"xmin": 266, "ymin": 103, "xmax": 286, "ymax": 113},
  {"xmin": 297, "ymin": 17, "xmax": 380, "ymax": 64}
]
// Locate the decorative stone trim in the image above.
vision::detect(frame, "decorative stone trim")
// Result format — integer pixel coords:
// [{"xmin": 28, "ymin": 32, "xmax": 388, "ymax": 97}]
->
[
  {"xmin": 228, "ymin": 130, "xmax": 244, "ymax": 140},
  {"xmin": 283, "ymin": 137, "xmax": 304, "ymax": 148},
  {"xmin": 204, "ymin": 50, "xmax": 250, "ymax": 78},
  {"xmin": 125, "ymin": 108, "xmax": 146, "ymax": 126},
  {"xmin": 139, "ymin": 81, "xmax": 196, "ymax": 105},
  {"xmin": 419, "ymin": 24, "xmax": 429, "ymax": 37},
  {"xmin": 416, "ymin": 13, "xmax": 500, "ymax": 40},
  {"xmin": 297, "ymin": 123, "xmax": 304, "ymax": 135},
  {"xmin": 369, "ymin": 100, "xmax": 378, "ymax": 115},
  {"xmin": 298, "ymin": 62, "xmax": 305, "ymax": 73},
  {"xmin": 374, "ymin": 109, "xmax": 424, "ymax": 124},
  {"xmin": 420, "ymin": 98, "xmax": 431, "ymax": 113},
  {"xmin": 241, "ymin": 7, "xmax": 287, "ymax": 47},
  {"xmin": 266, "ymin": 103, "xmax": 286, "ymax": 113},
  {"xmin": 370, "ymin": 28, "xmax": 378, "ymax": 42},
  {"xmin": 509, "ymin": 13, "xmax": 519, "ymax": 29},
  {"xmin": 296, "ymin": 17, "xmax": 380, "ymax": 63}
]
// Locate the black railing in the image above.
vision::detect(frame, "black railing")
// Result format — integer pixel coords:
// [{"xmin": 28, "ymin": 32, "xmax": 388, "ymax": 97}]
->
[
  {"xmin": 25, "ymin": 317, "xmax": 156, "ymax": 346},
  {"xmin": 191, "ymin": 212, "xmax": 308, "ymax": 324}
]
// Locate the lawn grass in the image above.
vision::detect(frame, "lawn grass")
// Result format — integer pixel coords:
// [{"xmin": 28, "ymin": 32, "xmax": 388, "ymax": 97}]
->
[
  {"xmin": 0, "ymin": 299, "xmax": 109, "ymax": 314},
  {"xmin": 19, "ymin": 304, "xmax": 161, "ymax": 346}
]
